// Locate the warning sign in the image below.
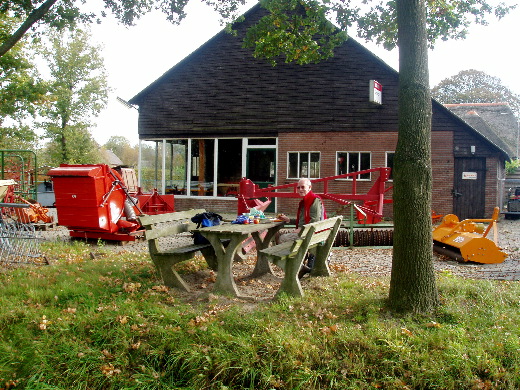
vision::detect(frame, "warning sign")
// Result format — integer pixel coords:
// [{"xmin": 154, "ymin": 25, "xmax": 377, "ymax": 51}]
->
[{"xmin": 462, "ymin": 172, "xmax": 477, "ymax": 180}]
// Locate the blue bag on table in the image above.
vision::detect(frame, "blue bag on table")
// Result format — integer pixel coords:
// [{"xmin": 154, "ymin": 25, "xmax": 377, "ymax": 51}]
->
[{"xmin": 191, "ymin": 212, "xmax": 222, "ymax": 244}]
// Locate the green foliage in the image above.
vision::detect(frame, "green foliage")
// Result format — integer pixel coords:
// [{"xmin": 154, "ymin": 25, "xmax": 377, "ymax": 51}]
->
[
  {"xmin": 37, "ymin": 27, "xmax": 108, "ymax": 165},
  {"xmin": 244, "ymin": 0, "xmax": 347, "ymax": 65},
  {"xmin": 432, "ymin": 69, "xmax": 520, "ymax": 116},
  {"xmin": 103, "ymin": 136, "xmax": 138, "ymax": 167},
  {"xmin": 0, "ymin": 14, "xmax": 47, "ymax": 148},
  {"xmin": 1, "ymin": 245, "xmax": 520, "ymax": 389},
  {"xmin": 506, "ymin": 159, "xmax": 520, "ymax": 175},
  {"xmin": 352, "ymin": 0, "xmax": 516, "ymax": 50},
  {"xmin": 1, "ymin": 0, "xmax": 514, "ymax": 64}
]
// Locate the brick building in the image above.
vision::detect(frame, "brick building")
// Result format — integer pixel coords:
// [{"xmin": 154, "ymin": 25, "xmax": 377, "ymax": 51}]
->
[{"xmin": 128, "ymin": 5, "xmax": 512, "ymax": 219}]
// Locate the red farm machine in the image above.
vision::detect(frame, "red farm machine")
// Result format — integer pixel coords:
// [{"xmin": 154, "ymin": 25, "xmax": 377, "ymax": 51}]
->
[
  {"xmin": 48, "ymin": 164, "xmax": 174, "ymax": 242},
  {"xmin": 237, "ymin": 167, "xmax": 394, "ymax": 247}
]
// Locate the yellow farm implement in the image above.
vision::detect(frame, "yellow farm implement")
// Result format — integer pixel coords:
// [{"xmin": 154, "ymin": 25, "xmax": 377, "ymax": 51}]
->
[{"xmin": 432, "ymin": 207, "xmax": 507, "ymax": 264}]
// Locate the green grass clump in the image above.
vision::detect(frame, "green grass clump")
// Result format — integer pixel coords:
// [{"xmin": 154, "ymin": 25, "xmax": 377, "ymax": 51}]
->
[{"xmin": 1, "ymin": 242, "xmax": 520, "ymax": 389}]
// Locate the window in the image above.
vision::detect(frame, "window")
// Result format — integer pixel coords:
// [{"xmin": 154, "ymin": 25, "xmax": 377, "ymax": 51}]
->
[
  {"xmin": 190, "ymin": 139, "xmax": 215, "ymax": 196},
  {"xmin": 386, "ymin": 152, "xmax": 394, "ymax": 180},
  {"xmin": 336, "ymin": 152, "xmax": 371, "ymax": 180},
  {"xmin": 288, "ymin": 152, "xmax": 320, "ymax": 179}
]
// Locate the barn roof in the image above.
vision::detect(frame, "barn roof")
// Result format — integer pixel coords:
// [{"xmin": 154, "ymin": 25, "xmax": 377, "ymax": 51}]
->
[
  {"xmin": 445, "ymin": 103, "xmax": 516, "ymax": 158},
  {"xmin": 129, "ymin": 4, "xmax": 512, "ymax": 160}
]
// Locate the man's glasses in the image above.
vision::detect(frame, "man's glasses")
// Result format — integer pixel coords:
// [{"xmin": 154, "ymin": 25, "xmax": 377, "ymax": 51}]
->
[{"xmin": 296, "ymin": 186, "xmax": 308, "ymax": 189}]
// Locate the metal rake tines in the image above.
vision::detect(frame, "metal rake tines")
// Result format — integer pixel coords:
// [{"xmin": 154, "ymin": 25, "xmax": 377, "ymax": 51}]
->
[{"xmin": 0, "ymin": 221, "xmax": 42, "ymax": 262}]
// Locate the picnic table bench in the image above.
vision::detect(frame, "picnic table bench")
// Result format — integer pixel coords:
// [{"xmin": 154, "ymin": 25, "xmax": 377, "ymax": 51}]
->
[
  {"xmin": 260, "ymin": 216, "xmax": 343, "ymax": 298},
  {"xmin": 138, "ymin": 209, "xmax": 225, "ymax": 292}
]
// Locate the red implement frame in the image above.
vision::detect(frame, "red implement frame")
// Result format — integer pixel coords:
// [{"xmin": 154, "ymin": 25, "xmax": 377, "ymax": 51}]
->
[{"xmin": 238, "ymin": 167, "xmax": 393, "ymax": 224}]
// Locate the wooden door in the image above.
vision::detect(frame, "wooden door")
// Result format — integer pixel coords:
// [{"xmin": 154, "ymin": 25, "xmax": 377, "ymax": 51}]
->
[{"xmin": 453, "ymin": 157, "xmax": 486, "ymax": 219}]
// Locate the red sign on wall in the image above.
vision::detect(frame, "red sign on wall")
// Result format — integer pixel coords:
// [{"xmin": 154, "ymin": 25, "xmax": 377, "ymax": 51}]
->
[{"xmin": 369, "ymin": 80, "xmax": 382, "ymax": 105}]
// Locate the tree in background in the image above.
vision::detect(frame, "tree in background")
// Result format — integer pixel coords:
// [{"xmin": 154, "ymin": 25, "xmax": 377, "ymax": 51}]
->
[
  {"xmin": 103, "ymin": 136, "xmax": 138, "ymax": 167},
  {"xmin": 0, "ymin": 14, "xmax": 47, "ymax": 149},
  {"xmin": 39, "ymin": 126, "xmax": 101, "ymax": 166},
  {"xmin": 432, "ymin": 69, "xmax": 520, "ymax": 116},
  {"xmin": 37, "ymin": 28, "xmax": 108, "ymax": 166}
]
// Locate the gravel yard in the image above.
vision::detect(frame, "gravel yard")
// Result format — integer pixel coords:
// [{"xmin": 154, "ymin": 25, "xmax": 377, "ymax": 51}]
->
[{"xmin": 36, "ymin": 212, "xmax": 520, "ymax": 282}]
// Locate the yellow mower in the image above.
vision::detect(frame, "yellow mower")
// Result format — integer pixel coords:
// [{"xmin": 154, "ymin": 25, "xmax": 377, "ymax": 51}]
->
[{"xmin": 432, "ymin": 207, "xmax": 507, "ymax": 264}]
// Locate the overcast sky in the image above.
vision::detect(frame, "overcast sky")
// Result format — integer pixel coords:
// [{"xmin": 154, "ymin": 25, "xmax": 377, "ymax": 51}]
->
[{"xmin": 88, "ymin": 0, "xmax": 520, "ymax": 146}]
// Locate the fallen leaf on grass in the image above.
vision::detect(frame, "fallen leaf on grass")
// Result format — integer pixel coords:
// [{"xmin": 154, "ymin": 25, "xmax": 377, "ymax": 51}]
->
[
  {"xmin": 320, "ymin": 324, "xmax": 339, "ymax": 334},
  {"xmin": 123, "ymin": 282, "xmax": 141, "ymax": 293},
  {"xmin": 39, "ymin": 315, "xmax": 51, "ymax": 330},
  {"xmin": 151, "ymin": 285, "xmax": 169, "ymax": 292},
  {"xmin": 101, "ymin": 363, "xmax": 121, "ymax": 377}
]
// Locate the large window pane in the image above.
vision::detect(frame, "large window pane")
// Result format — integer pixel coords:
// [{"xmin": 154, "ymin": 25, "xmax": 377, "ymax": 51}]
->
[
  {"xmin": 166, "ymin": 140, "xmax": 187, "ymax": 195},
  {"xmin": 337, "ymin": 152, "xmax": 348, "ymax": 175},
  {"xmin": 139, "ymin": 140, "xmax": 161, "ymax": 193},
  {"xmin": 299, "ymin": 153, "xmax": 309, "ymax": 177},
  {"xmin": 386, "ymin": 152, "xmax": 394, "ymax": 180},
  {"xmin": 191, "ymin": 139, "xmax": 214, "ymax": 196},
  {"xmin": 310, "ymin": 152, "xmax": 320, "ymax": 178},
  {"xmin": 288, "ymin": 153, "xmax": 298, "ymax": 178},
  {"xmin": 360, "ymin": 153, "xmax": 371, "ymax": 179},
  {"xmin": 217, "ymin": 139, "xmax": 242, "ymax": 197}
]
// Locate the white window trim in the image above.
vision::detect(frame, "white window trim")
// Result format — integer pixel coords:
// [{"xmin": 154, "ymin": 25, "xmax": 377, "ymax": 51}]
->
[
  {"xmin": 335, "ymin": 151, "xmax": 372, "ymax": 181},
  {"xmin": 385, "ymin": 151, "xmax": 395, "ymax": 182},
  {"xmin": 287, "ymin": 151, "xmax": 321, "ymax": 179}
]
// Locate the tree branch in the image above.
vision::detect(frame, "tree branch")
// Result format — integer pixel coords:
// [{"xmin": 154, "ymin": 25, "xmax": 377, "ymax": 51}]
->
[{"xmin": 0, "ymin": 0, "xmax": 58, "ymax": 58}]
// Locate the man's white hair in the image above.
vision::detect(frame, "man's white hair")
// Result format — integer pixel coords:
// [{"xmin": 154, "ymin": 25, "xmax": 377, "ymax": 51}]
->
[{"xmin": 298, "ymin": 178, "xmax": 312, "ymax": 187}]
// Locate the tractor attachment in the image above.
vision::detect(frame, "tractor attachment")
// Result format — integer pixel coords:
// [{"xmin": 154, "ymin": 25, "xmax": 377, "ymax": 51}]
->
[{"xmin": 432, "ymin": 207, "xmax": 507, "ymax": 264}]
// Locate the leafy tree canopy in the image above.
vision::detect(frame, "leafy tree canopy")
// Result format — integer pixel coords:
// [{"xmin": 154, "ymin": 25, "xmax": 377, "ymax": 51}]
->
[
  {"xmin": 37, "ymin": 27, "xmax": 108, "ymax": 165},
  {"xmin": 0, "ymin": 14, "xmax": 47, "ymax": 148},
  {"xmin": 432, "ymin": 69, "xmax": 520, "ymax": 116},
  {"xmin": 103, "ymin": 135, "xmax": 138, "ymax": 166},
  {"xmin": 0, "ymin": 0, "xmax": 515, "ymax": 62}
]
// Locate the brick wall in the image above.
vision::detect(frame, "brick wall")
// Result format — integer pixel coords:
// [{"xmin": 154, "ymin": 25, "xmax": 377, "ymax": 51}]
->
[
  {"xmin": 431, "ymin": 131, "xmax": 454, "ymax": 216},
  {"xmin": 276, "ymin": 131, "xmax": 398, "ymax": 219}
]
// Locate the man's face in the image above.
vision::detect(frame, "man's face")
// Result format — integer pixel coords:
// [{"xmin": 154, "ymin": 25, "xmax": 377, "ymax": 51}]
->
[{"xmin": 297, "ymin": 180, "xmax": 311, "ymax": 197}]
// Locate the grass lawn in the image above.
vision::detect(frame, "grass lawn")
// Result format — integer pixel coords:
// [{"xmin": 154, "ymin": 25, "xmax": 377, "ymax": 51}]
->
[{"xmin": 1, "ymin": 240, "xmax": 519, "ymax": 389}]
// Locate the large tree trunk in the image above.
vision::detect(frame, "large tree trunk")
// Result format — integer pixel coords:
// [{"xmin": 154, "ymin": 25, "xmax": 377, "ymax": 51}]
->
[{"xmin": 388, "ymin": 0, "xmax": 439, "ymax": 312}]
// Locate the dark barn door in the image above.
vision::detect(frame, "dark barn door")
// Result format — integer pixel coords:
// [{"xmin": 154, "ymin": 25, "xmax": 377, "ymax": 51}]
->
[{"xmin": 453, "ymin": 157, "xmax": 486, "ymax": 219}]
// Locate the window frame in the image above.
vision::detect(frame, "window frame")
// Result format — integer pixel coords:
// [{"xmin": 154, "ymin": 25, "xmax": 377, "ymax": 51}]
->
[
  {"xmin": 335, "ymin": 151, "xmax": 372, "ymax": 180},
  {"xmin": 287, "ymin": 151, "xmax": 321, "ymax": 179},
  {"xmin": 385, "ymin": 151, "xmax": 395, "ymax": 181}
]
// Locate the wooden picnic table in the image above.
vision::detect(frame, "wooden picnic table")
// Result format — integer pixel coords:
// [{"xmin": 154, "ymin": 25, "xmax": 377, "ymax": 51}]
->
[{"xmin": 196, "ymin": 220, "xmax": 285, "ymax": 298}]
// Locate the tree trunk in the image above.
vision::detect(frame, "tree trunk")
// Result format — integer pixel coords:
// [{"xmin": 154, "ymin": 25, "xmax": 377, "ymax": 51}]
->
[{"xmin": 388, "ymin": 0, "xmax": 439, "ymax": 313}]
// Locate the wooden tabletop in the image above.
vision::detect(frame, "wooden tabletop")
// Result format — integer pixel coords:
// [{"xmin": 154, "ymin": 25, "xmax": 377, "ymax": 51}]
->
[{"xmin": 197, "ymin": 220, "xmax": 284, "ymax": 235}]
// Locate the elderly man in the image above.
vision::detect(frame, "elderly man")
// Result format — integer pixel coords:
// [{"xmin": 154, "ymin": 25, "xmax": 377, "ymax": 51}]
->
[{"xmin": 278, "ymin": 178, "xmax": 327, "ymax": 278}]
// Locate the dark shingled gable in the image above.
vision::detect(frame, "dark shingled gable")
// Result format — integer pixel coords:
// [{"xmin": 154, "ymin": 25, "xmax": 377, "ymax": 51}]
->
[
  {"xmin": 129, "ymin": 4, "xmax": 512, "ymax": 161},
  {"xmin": 129, "ymin": 4, "xmax": 400, "ymax": 139}
]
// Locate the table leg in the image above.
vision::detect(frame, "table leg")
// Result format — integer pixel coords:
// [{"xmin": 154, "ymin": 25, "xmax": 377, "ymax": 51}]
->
[
  {"xmin": 206, "ymin": 234, "xmax": 247, "ymax": 297},
  {"xmin": 250, "ymin": 224, "xmax": 284, "ymax": 277}
]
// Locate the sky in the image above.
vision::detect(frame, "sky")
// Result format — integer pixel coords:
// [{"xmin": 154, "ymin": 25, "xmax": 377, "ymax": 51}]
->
[{"xmin": 88, "ymin": 0, "xmax": 520, "ymax": 147}]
